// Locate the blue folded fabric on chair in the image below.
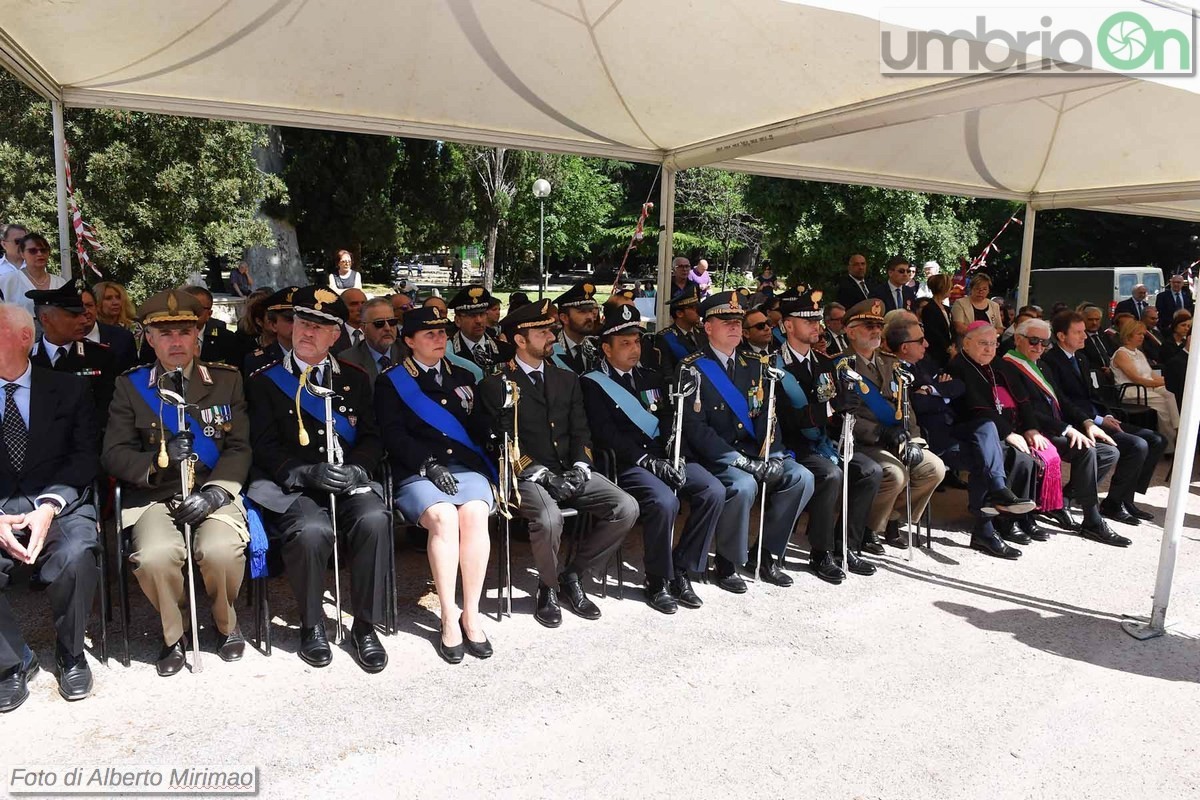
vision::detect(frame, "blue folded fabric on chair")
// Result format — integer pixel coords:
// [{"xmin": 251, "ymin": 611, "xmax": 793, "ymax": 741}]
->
[{"xmin": 242, "ymin": 495, "xmax": 270, "ymax": 579}]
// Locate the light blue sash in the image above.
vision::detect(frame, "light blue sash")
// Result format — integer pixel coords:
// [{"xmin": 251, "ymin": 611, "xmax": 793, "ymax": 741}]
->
[{"xmin": 582, "ymin": 371, "xmax": 660, "ymax": 439}]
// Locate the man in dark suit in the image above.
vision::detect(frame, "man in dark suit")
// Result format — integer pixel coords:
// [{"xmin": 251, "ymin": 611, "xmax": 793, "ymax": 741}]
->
[
  {"xmin": 337, "ymin": 296, "xmax": 408, "ymax": 393},
  {"xmin": 653, "ymin": 282, "xmax": 706, "ymax": 379},
  {"xmin": 0, "ymin": 302, "xmax": 100, "ymax": 711},
  {"xmin": 835, "ymin": 252, "xmax": 874, "ymax": 310},
  {"xmin": 1155, "ymin": 273, "xmax": 1194, "ymax": 337},
  {"xmin": 580, "ymin": 304, "xmax": 723, "ymax": 614},
  {"xmin": 183, "ymin": 286, "xmax": 239, "ymax": 365},
  {"xmin": 478, "ymin": 300, "xmax": 638, "ymax": 628},
  {"xmin": 774, "ymin": 287, "xmax": 881, "ymax": 583},
  {"xmin": 80, "ymin": 286, "xmax": 136, "ymax": 372},
  {"xmin": 1040, "ymin": 311, "xmax": 1166, "ymax": 524},
  {"xmin": 26, "ymin": 285, "xmax": 117, "ymax": 427},
  {"xmin": 1115, "ymin": 284, "xmax": 1152, "ymax": 321},
  {"xmin": 870, "ymin": 255, "xmax": 918, "ymax": 313},
  {"xmin": 244, "ymin": 286, "xmax": 391, "ymax": 673},
  {"xmin": 823, "ymin": 302, "xmax": 849, "ymax": 355},
  {"xmin": 679, "ymin": 291, "xmax": 815, "ymax": 592},
  {"xmin": 1080, "ymin": 305, "xmax": 1113, "ymax": 370},
  {"xmin": 884, "ymin": 315, "xmax": 964, "ymax": 457},
  {"xmin": 242, "ymin": 286, "xmax": 297, "ymax": 377}
]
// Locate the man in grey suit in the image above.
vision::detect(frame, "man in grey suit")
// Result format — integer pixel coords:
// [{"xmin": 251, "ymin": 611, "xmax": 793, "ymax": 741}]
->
[{"xmin": 337, "ymin": 297, "xmax": 408, "ymax": 392}]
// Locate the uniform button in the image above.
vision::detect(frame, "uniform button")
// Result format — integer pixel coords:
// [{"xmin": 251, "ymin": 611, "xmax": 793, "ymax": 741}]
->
[
  {"xmin": 550, "ymin": 422, "xmax": 555, "ymax": 427},
  {"xmin": 440, "ymin": 399, "xmax": 447, "ymax": 405},
  {"xmin": 150, "ymin": 422, "xmax": 157, "ymax": 427},
  {"xmin": 318, "ymin": 446, "xmax": 325, "ymax": 453},
  {"xmin": 446, "ymin": 449, "xmax": 453, "ymax": 455},
  {"xmin": 338, "ymin": 406, "xmax": 347, "ymax": 412}
]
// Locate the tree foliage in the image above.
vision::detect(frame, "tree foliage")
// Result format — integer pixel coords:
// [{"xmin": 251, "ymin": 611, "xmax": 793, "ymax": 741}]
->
[{"xmin": 0, "ymin": 73, "xmax": 283, "ymax": 301}]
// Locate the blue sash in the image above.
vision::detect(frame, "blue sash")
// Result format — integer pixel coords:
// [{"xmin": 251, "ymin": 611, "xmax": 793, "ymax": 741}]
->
[
  {"xmin": 692, "ymin": 357, "xmax": 757, "ymax": 443},
  {"xmin": 385, "ymin": 367, "xmax": 497, "ymax": 482},
  {"xmin": 444, "ymin": 346, "xmax": 484, "ymax": 383},
  {"xmin": 242, "ymin": 496, "xmax": 270, "ymax": 579},
  {"xmin": 582, "ymin": 371, "xmax": 660, "ymax": 440},
  {"xmin": 550, "ymin": 342, "xmax": 571, "ymax": 372},
  {"xmin": 262, "ymin": 363, "xmax": 358, "ymax": 445},
  {"xmin": 127, "ymin": 367, "xmax": 220, "ymax": 470},
  {"xmin": 661, "ymin": 330, "xmax": 689, "ymax": 360},
  {"xmin": 771, "ymin": 355, "xmax": 833, "ymax": 453},
  {"xmin": 772, "ymin": 326, "xmax": 785, "ymax": 346},
  {"xmin": 836, "ymin": 356, "xmax": 901, "ymax": 428}
]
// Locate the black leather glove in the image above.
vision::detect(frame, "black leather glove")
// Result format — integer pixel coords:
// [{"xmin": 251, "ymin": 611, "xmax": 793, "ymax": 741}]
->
[
  {"xmin": 170, "ymin": 486, "xmax": 230, "ymax": 529},
  {"xmin": 900, "ymin": 439, "xmax": 925, "ymax": 469},
  {"xmin": 165, "ymin": 431, "xmax": 194, "ymax": 465},
  {"xmin": 538, "ymin": 470, "xmax": 574, "ymax": 502},
  {"xmin": 878, "ymin": 425, "xmax": 909, "ymax": 453},
  {"xmin": 343, "ymin": 464, "xmax": 371, "ymax": 489},
  {"xmin": 762, "ymin": 457, "xmax": 787, "ymax": 489},
  {"xmin": 561, "ymin": 466, "xmax": 590, "ymax": 498},
  {"xmin": 733, "ymin": 455, "xmax": 772, "ymax": 484},
  {"xmin": 645, "ymin": 458, "xmax": 687, "ymax": 491},
  {"xmin": 285, "ymin": 463, "xmax": 357, "ymax": 493},
  {"xmin": 422, "ymin": 458, "xmax": 459, "ymax": 495}
]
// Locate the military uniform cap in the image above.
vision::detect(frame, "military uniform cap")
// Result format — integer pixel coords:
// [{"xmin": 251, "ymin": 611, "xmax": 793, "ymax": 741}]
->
[
  {"xmin": 500, "ymin": 298, "xmax": 557, "ymax": 337},
  {"xmin": 844, "ymin": 298, "xmax": 886, "ymax": 326},
  {"xmin": 137, "ymin": 288, "xmax": 202, "ymax": 326},
  {"xmin": 448, "ymin": 285, "xmax": 495, "ymax": 314},
  {"xmin": 668, "ymin": 282, "xmax": 700, "ymax": 310},
  {"xmin": 402, "ymin": 305, "xmax": 453, "ymax": 337},
  {"xmin": 26, "ymin": 283, "xmax": 85, "ymax": 313},
  {"xmin": 610, "ymin": 287, "xmax": 636, "ymax": 303},
  {"xmin": 291, "ymin": 285, "xmax": 348, "ymax": 325},
  {"xmin": 598, "ymin": 302, "xmax": 644, "ymax": 338},
  {"xmin": 555, "ymin": 280, "xmax": 598, "ymax": 310},
  {"xmin": 779, "ymin": 284, "xmax": 824, "ymax": 319},
  {"xmin": 699, "ymin": 290, "xmax": 746, "ymax": 320},
  {"xmin": 265, "ymin": 286, "xmax": 299, "ymax": 312}
]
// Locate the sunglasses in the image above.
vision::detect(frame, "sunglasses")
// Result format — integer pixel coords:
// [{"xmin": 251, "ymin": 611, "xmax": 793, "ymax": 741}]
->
[
  {"xmin": 901, "ymin": 336, "xmax": 928, "ymax": 345},
  {"xmin": 747, "ymin": 322, "xmax": 771, "ymax": 331},
  {"xmin": 22, "ymin": 246, "xmax": 47, "ymax": 254},
  {"xmin": 369, "ymin": 318, "xmax": 398, "ymax": 329},
  {"xmin": 1021, "ymin": 335, "xmax": 1051, "ymax": 347}
]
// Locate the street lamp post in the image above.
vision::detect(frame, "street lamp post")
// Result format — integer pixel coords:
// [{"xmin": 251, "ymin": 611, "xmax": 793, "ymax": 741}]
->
[{"xmin": 533, "ymin": 178, "xmax": 551, "ymax": 299}]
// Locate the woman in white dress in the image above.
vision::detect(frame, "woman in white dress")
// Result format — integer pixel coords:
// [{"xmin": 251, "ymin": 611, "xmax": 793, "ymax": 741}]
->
[
  {"xmin": 1111, "ymin": 320, "xmax": 1180, "ymax": 451},
  {"xmin": 0, "ymin": 233, "xmax": 67, "ymax": 318}
]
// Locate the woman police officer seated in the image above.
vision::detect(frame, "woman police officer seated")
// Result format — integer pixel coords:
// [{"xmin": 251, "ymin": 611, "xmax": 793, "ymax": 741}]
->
[{"xmin": 374, "ymin": 306, "xmax": 495, "ymax": 664}]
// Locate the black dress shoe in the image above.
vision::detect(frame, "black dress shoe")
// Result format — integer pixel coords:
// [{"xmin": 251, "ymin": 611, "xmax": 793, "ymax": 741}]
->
[
  {"xmin": 535, "ymin": 584, "xmax": 563, "ymax": 628},
  {"xmin": 559, "ymin": 574, "xmax": 601, "ymax": 620},
  {"xmin": 1041, "ymin": 509, "xmax": 1079, "ymax": 532},
  {"xmin": 809, "ymin": 551, "xmax": 845, "ymax": 585},
  {"xmin": 1124, "ymin": 502, "xmax": 1154, "ymax": 521},
  {"xmin": 644, "ymin": 577, "xmax": 678, "ymax": 614},
  {"xmin": 885, "ymin": 519, "xmax": 908, "ymax": 549},
  {"xmin": 860, "ymin": 531, "xmax": 886, "ymax": 556},
  {"xmin": 844, "ymin": 551, "xmax": 878, "ymax": 576},
  {"xmin": 1018, "ymin": 518, "xmax": 1050, "ymax": 542},
  {"xmin": 982, "ymin": 487, "xmax": 1037, "ymax": 517},
  {"xmin": 299, "ymin": 624, "xmax": 333, "ymax": 668},
  {"xmin": 459, "ymin": 616, "xmax": 493, "ymax": 659},
  {"xmin": 0, "ymin": 650, "xmax": 38, "ymax": 713},
  {"xmin": 216, "ymin": 627, "xmax": 245, "ymax": 662},
  {"xmin": 999, "ymin": 528, "xmax": 1032, "ymax": 546},
  {"xmin": 1080, "ymin": 521, "xmax": 1132, "ymax": 547},
  {"xmin": 971, "ymin": 531, "xmax": 1021, "ymax": 559},
  {"xmin": 668, "ymin": 573, "xmax": 703, "ymax": 609},
  {"xmin": 156, "ymin": 638, "xmax": 188, "ymax": 677},
  {"xmin": 759, "ymin": 553, "xmax": 794, "ymax": 587},
  {"xmin": 1100, "ymin": 503, "xmax": 1139, "ymax": 526},
  {"xmin": 436, "ymin": 628, "xmax": 464, "ymax": 664},
  {"xmin": 713, "ymin": 557, "xmax": 748, "ymax": 594},
  {"xmin": 56, "ymin": 649, "xmax": 92, "ymax": 701},
  {"xmin": 351, "ymin": 621, "xmax": 388, "ymax": 673}
]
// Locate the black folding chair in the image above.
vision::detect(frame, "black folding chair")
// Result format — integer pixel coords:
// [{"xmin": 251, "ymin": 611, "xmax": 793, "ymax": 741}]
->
[{"xmin": 112, "ymin": 484, "xmax": 269, "ymax": 667}]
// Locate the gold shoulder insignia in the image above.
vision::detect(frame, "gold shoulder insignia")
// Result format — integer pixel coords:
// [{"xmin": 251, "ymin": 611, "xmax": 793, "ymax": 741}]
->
[
  {"xmin": 404, "ymin": 357, "xmax": 419, "ymax": 377},
  {"xmin": 203, "ymin": 361, "xmax": 238, "ymax": 372}
]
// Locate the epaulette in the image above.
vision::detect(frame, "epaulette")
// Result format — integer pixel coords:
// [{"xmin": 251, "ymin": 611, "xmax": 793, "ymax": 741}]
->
[
  {"xmin": 248, "ymin": 359, "xmax": 282, "ymax": 379},
  {"xmin": 119, "ymin": 362, "xmax": 149, "ymax": 377},
  {"xmin": 402, "ymin": 357, "xmax": 419, "ymax": 377},
  {"xmin": 201, "ymin": 361, "xmax": 238, "ymax": 371},
  {"xmin": 679, "ymin": 351, "xmax": 702, "ymax": 365}
]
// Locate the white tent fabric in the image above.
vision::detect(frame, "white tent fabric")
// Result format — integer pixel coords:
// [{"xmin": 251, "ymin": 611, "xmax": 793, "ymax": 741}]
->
[
  {"xmin": 3, "ymin": 0, "xmax": 1199, "ymax": 220},
  {"xmin": 1, "ymin": 0, "xmax": 1197, "ymax": 636}
]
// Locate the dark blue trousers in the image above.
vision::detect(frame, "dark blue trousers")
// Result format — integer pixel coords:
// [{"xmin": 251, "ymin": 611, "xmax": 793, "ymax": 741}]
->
[{"xmin": 618, "ymin": 462, "xmax": 725, "ymax": 578}]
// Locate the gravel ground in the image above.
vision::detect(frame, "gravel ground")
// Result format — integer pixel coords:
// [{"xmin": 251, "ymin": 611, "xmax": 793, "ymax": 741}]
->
[{"xmin": 4, "ymin": 458, "xmax": 1199, "ymax": 800}]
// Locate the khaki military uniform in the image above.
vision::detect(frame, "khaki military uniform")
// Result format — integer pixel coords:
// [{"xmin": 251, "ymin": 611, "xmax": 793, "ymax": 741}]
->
[{"xmin": 101, "ymin": 361, "xmax": 252, "ymax": 645}]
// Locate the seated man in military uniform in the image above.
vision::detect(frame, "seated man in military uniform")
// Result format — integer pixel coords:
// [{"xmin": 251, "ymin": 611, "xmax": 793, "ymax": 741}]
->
[
  {"xmin": 679, "ymin": 291, "xmax": 815, "ymax": 593},
  {"xmin": 0, "ymin": 302, "xmax": 100, "ymax": 711},
  {"xmin": 242, "ymin": 286, "xmax": 298, "ymax": 378},
  {"xmin": 552, "ymin": 281, "xmax": 601, "ymax": 374},
  {"xmin": 447, "ymin": 285, "xmax": 503, "ymax": 380},
  {"xmin": 581, "ymin": 303, "xmax": 724, "ymax": 614},
  {"xmin": 245, "ymin": 286, "xmax": 391, "ymax": 673},
  {"xmin": 102, "ymin": 289, "xmax": 252, "ymax": 676},
  {"xmin": 654, "ymin": 282, "xmax": 705, "ymax": 378},
  {"xmin": 835, "ymin": 299, "xmax": 947, "ymax": 552},
  {"xmin": 478, "ymin": 300, "xmax": 638, "ymax": 628},
  {"xmin": 773, "ymin": 286, "xmax": 882, "ymax": 583}
]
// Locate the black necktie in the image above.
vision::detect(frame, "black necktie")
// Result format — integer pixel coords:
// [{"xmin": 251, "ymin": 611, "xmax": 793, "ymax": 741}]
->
[
  {"xmin": 857, "ymin": 279, "xmax": 867, "ymax": 298},
  {"xmin": 3, "ymin": 383, "xmax": 27, "ymax": 471},
  {"xmin": 725, "ymin": 358, "xmax": 735, "ymax": 380},
  {"xmin": 620, "ymin": 371, "xmax": 636, "ymax": 393},
  {"xmin": 529, "ymin": 370, "xmax": 543, "ymax": 392},
  {"xmin": 799, "ymin": 357, "xmax": 812, "ymax": 383},
  {"xmin": 55, "ymin": 345, "xmax": 68, "ymax": 366},
  {"xmin": 431, "ymin": 367, "xmax": 443, "ymax": 387},
  {"xmin": 378, "ymin": 354, "xmax": 392, "ymax": 371},
  {"xmin": 895, "ymin": 287, "xmax": 903, "ymax": 309},
  {"xmin": 1176, "ymin": 292, "xmax": 1183, "ymax": 309},
  {"xmin": 1069, "ymin": 355, "xmax": 1082, "ymax": 378}
]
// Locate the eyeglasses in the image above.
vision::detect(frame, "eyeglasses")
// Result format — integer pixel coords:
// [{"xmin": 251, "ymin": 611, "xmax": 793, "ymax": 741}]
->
[
  {"xmin": 369, "ymin": 318, "xmax": 398, "ymax": 329},
  {"xmin": 975, "ymin": 340, "xmax": 999, "ymax": 348},
  {"xmin": 901, "ymin": 337, "xmax": 928, "ymax": 345},
  {"xmin": 747, "ymin": 322, "xmax": 771, "ymax": 331},
  {"xmin": 22, "ymin": 247, "xmax": 47, "ymax": 254}
]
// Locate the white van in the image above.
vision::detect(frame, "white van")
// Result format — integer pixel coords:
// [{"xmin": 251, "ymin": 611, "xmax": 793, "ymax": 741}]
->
[{"xmin": 1028, "ymin": 267, "xmax": 1165, "ymax": 321}]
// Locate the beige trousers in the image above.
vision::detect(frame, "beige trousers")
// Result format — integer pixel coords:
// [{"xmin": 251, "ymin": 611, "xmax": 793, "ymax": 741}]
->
[{"xmin": 859, "ymin": 445, "xmax": 946, "ymax": 533}]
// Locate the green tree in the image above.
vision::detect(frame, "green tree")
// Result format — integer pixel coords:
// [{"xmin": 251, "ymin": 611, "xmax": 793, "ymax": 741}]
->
[
  {"xmin": 0, "ymin": 73, "xmax": 283, "ymax": 300},
  {"xmin": 676, "ymin": 168, "xmax": 765, "ymax": 288}
]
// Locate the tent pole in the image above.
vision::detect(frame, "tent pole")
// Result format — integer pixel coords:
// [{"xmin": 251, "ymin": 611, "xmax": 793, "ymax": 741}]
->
[
  {"xmin": 655, "ymin": 165, "xmax": 676, "ymax": 330},
  {"xmin": 51, "ymin": 100, "xmax": 72, "ymax": 281},
  {"xmin": 1016, "ymin": 202, "xmax": 1035, "ymax": 308},
  {"xmin": 1122, "ymin": 332, "xmax": 1200, "ymax": 640}
]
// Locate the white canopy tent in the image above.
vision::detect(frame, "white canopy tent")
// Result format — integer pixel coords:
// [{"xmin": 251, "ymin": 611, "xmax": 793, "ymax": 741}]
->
[{"xmin": 0, "ymin": 0, "xmax": 1196, "ymax": 636}]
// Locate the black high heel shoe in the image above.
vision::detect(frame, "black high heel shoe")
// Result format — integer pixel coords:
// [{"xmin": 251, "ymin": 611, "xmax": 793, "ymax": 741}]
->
[
  {"xmin": 459, "ymin": 615, "xmax": 494, "ymax": 660},
  {"xmin": 437, "ymin": 624, "xmax": 464, "ymax": 665}
]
